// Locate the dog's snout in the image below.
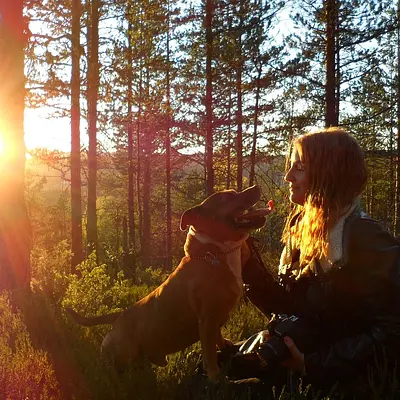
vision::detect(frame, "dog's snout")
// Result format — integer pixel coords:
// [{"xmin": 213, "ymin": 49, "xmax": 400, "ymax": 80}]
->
[{"xmin": 241, "ymin": 185, "xmax": 262, "ymax": 201}]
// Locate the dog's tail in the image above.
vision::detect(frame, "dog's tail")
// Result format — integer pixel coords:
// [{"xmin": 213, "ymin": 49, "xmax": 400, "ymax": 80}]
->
[{"xmin": 66, "ymin": 307, "xmax": 121, "ymax": 326}]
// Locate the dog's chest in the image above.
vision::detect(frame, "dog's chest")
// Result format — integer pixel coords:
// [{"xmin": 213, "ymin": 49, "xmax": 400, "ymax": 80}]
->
[{"xmin": 225, "ymin": 252, "xmax": 243, "ymax": 293}]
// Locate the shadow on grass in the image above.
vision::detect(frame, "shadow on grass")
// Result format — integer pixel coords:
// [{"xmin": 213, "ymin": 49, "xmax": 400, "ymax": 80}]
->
[{"xmin": 13, "ymin": 289, "xmax": 159, "ymax": 400}]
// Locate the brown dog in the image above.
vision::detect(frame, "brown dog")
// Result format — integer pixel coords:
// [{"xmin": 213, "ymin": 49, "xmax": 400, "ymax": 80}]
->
[{"xmin": 67, "ymin": 185, "xmax": 270, "ymax": 381}]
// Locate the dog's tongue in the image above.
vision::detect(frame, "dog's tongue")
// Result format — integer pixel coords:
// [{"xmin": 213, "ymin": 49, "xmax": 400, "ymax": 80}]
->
[{"xmin": 236, "ymin": 207, "xmax": 271, "ymax": 220}]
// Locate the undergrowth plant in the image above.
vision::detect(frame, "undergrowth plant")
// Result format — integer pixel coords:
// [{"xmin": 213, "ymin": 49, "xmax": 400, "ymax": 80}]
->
[
  {"xmin": 0, "ymin": 292, "xmax": 61, "ymax": 399},
  {"xmin": 1, "ymin": 243, "xmax": 399, "ymax": 399}
]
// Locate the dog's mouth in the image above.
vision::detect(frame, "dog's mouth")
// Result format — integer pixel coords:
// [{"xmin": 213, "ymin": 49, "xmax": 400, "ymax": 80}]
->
[{"xmin": 232, "ymin": 206, "xmax": 270, "ymax": 229}]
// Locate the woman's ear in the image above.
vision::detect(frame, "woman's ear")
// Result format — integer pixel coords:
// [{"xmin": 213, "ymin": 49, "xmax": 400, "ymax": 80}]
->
[{"xmin": 180, "ymin": 206, "xmax": 201, "ymax": 231}]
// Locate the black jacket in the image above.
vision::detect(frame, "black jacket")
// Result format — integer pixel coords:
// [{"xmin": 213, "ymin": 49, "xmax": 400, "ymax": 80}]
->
[{"xmin": 243, "ymin": 208, "xmax": 400, "ymax": 395}]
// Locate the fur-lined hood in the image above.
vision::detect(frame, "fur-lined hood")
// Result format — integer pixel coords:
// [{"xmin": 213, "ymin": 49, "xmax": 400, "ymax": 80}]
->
[{"xmin": 279, "ymin": 201, "xmax": 367, "ymax": 278}]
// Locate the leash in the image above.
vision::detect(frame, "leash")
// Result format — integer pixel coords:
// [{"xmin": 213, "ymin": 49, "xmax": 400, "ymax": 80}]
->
[{"xmin": 187, "ymin": 242, "xmax": 243, "ymax": 266}]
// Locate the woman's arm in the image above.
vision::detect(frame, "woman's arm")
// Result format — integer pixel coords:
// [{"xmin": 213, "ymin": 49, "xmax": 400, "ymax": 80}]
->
[
  {"xmin": 242, "ymin": 237, "xmax": 301, "ymax": 316},
  {"xmin": 304, "ymin": 217, "xmax": 400, "ymax": 383}
]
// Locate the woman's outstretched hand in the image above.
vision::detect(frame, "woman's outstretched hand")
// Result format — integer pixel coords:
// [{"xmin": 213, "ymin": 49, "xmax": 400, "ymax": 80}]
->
[{"xmin": 280, "ymin": 336, "xmax": 306, "ymax": 375}]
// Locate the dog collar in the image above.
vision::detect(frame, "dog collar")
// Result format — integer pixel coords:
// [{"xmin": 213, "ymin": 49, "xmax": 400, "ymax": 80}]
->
[{"xmin": 188, "ymin": 242, "xmax": 243, "ymax": 266}]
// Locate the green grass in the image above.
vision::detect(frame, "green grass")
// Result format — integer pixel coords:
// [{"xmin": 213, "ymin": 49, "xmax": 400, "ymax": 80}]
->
[{"xmin": 1, "ymin": 274, "xmax": 399, "ymax": 399}]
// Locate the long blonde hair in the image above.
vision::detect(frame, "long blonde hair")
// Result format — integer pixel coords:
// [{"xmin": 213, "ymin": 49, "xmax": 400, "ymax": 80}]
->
[{"xmin": 282, "ymin": 127, "xmax": 367, "ymax": 265}]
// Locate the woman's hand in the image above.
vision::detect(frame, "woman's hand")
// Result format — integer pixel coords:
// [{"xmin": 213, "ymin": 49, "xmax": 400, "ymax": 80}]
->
[{"xmin": 280, "ymin": 336, "xmax": 306, "ymax": 375}]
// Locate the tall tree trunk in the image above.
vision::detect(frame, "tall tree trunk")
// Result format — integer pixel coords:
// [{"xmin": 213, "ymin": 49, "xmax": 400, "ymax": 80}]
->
[
  {"xmin": 136, "ymin": 11, "xmax": 144, "ymax": 252},
  {"xmin": 141, "ymin": 70, "xmax": 151, "ymax": 269},
  {"xmin": 235, "ymin": 10, "xmax": 244, "ymax": 191},
  {"xmin": 394, "ymin": 0, "xmax": 400, "ymax": 235},
  {"xmin": 226, "ymin": 13, "xmax": 234, "ymax": 190},
  {"xmin": 334, "ymin": 3, "xmax": 340, "ymax": 126},
  {"xmin": 165, "ymin": 1, "xmax": 172, "ymax": 271},
  {"xmin": 86, "ymin": 0, "xmax": 99, "ymax": 255},
  {"xmin": 325, "ymin": 0, "xmax": 338, "ymax": 127},
  {"xmin": 127, "ymin": 7, "xmax": 135, "ymax": 253},
  {"xmin": 71, "ymin": 0, "xmax": 83, "ymax": 269},
  {"xmin": 136, "ymin": 106, "xmax": 143, "ymax": 250},
  {"xmin": 236, "ymin": 64, "xmax": 243, "ymax": 191},
  {"xmin": 0, "ymin": 0, "xmax": 31, "ymax": 290},
  {"xmin": 205, "ymin": 0, "xmax": 214, "ymax": 196},
  {"xmin": 122, "ymin": 216, "xmax": 128, "ymax": 252},
  {"xmin": 390, "ymin": 120, "xmax": 395, "ymax": 231},
  {"xmin": 141, "ymin": 137, "xmax": 151, "ymax": 269},
  {"xmin": 226, "ymin": 84, "xmax": 233, "ymax": 189},
  {"xmin": 249, "ymin": 67, "xmax": 262, "ymax": 187}
]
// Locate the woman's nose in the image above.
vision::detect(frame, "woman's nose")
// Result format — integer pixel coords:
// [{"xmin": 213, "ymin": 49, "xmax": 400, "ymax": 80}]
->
[{"xmin": 284, "ymin": 167, "xmax": 294, "ymax": 183}]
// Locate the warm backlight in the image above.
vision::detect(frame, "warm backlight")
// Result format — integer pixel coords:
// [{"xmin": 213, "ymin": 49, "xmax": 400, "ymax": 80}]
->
[
  {"xmin": 0, "ymin": 132, "xmax": 6, "ymax": 160},
  {"xmin": 0, "ymin": 128, "xmax": 18, "ymax": 165},
  {"xmin": 0, "ymin": 133, "xmax": 4, "ymax": 156}
]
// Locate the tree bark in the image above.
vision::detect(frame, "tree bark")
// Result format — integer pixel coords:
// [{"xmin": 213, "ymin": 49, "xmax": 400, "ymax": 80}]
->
[
  {"xmin": 127, "ymin": 7, "xmax": 135, "ymax": 252},
  {"xmin": 0, "ymin": 0, "xmax": 31, "ymax": 290},
  {"xmin": 235, "ymin": 8, "xmax": 244, "ymax": 191},
  {"xmin": 86, "ymin": 0, "xmax": 99, "ymax": 255},
  {"xmin": 205, "ymin": 0, "xmax": 214, "ymax": 196},
  {"xmin": 325, "ymin": 0, "xmax": 338, "ymax": 127},
  {"xmin": 249, "ymin": 68, "xmax": 262, "ymax": 187},
  {"xmin": 394, "ymin": 0, "xmax": 400, "ymax": 235},
  {"xmin": 141, "ymin": 70, "xmax": 151, "ymax": 269},
  {"xmin": 165, "ymin": 1, "xmax": 172, "ymax": 271},
  {"xmin": 71, "ymin": 0, "xmax": 83, "ymax": 269}
]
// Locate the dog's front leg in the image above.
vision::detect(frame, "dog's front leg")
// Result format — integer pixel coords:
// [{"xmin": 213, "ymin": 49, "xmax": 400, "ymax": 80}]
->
[{"xmin": 198, "ymin": 317, "xmax": 220, "ymax": 382}]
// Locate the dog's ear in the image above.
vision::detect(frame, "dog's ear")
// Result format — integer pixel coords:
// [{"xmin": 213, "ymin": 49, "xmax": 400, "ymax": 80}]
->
[{"xmin": 180, "ymin": 206, "xmax": 201, "ymax": 231}]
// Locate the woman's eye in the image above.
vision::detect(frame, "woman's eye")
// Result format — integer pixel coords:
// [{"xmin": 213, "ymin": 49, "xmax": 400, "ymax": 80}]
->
[{"xmin": 294, "ymin": 163, "xmax": 305, "ymax": 171}]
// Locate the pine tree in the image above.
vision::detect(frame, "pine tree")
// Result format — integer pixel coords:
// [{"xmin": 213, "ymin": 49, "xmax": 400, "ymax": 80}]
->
[
  {"xmin": 71, "ymin": 0, "xmax": 83, "ymax": 269},
  {"xmin": 86, "ymin": 0, "xmax": 100, "ymax": 255},
  {"xmin": 0, "ymin": 1, "xmax": 32, "ymax": 290}
]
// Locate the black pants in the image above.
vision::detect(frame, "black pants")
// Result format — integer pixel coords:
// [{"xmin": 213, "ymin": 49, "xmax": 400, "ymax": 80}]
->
[
  {"xmin": 177, "ymin": 350, "xmax": 289, "ymax": 400},
  {"xmin": 177, "ymin": 374, "xmax": 287, "ymax": 400}
]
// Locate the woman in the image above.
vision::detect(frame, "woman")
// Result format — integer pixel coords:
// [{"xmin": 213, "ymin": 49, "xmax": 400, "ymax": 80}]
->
[{"xmin": 236, "ymin": 127, "xmax": 400, "ymax": 399}]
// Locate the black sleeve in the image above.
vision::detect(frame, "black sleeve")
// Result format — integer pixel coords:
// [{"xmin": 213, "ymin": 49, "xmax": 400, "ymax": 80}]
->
[
  {"xmin": 304, "ymin": 217, "xmax": 400, "ymax": 382},
  {"xmin": 242, "ymin": 237, "xmax": 301, "ymax": 317}
]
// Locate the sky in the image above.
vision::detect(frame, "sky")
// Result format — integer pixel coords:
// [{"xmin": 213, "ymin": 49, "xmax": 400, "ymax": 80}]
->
[
  {"xmin": 25, "ymin": 108, "xmax": 73, "ymax": 152},
  {"xmin": 23, "ymin": 4, "xmax": 294, "ymax": 153}
]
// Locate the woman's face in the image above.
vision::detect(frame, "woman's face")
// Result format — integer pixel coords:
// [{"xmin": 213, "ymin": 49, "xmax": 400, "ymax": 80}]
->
[{"xmin": 285, "ymin": 146, "xmax": 309, "ymax": 205}]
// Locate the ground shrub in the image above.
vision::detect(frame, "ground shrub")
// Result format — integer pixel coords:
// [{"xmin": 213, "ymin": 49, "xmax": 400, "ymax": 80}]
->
[
  {"xmin": 0, "ymin": 292, "xmax": 61, "ymax": 399},
  {"xmin": 30, "ymin": 240, "xmax": 72, "ymax": 304}
]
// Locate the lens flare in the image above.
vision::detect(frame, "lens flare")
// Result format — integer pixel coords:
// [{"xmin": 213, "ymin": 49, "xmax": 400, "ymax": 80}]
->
[{"xmin": 0, "ymin": 133, "xmax": 4, "ymax": 156}]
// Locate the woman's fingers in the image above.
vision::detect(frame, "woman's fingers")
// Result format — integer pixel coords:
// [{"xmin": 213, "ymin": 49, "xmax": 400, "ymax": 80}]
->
[
  {"xmin": 284, "ymin": 336, "xmax": 302, "ymax": 359},
  {"xmin": 281, "ymin": 336, "xmax": 306, "ymax": 374}
]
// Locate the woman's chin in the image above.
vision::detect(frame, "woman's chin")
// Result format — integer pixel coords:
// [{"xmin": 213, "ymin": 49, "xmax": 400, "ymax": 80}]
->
[{"xmin": 289, "ymin": 193, "xmax": 305, "ymax": 206}]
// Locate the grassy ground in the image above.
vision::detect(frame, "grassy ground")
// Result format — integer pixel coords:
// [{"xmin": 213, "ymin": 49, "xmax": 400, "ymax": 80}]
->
[
  {"xmin": 0, "ymin": 289, "xmax": 271, "ymax": 400},
  {"xmin": 1, "ymin": 285, "xmax": 399, "ymax": 400}
]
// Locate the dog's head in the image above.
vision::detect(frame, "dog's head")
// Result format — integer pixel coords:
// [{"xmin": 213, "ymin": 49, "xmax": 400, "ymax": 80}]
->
[{"xmin": 180, "ymin": 185, "xmax": 270, "ymax": 241}]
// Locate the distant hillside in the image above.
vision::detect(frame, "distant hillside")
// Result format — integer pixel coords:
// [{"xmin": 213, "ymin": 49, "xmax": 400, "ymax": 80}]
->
[
  {"xmin": 26, "ymin": 154, "xmax": 70, "ymax": 193},
  {"xmin": 24, "ymin": 149, "xmax": 285, "ymax": 196}
]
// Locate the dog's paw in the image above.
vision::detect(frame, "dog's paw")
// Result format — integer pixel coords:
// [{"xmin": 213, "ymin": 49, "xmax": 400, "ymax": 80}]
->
[{"xmin": 218, "ymin": 338, "xmax": 234, "ymax": 349}]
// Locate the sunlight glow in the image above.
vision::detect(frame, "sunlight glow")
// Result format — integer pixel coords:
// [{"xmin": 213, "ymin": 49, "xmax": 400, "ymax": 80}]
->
[
  {"xmin": 0, "ymin": 126, "xmax": 19, "ymax": 170},
  {"xmin": 0, "ymin": 133, "xmax": 5, "ymax": 157},
  {"xmin": 24, "ymin": 109, "xmax": 74, "ymax": 152}
]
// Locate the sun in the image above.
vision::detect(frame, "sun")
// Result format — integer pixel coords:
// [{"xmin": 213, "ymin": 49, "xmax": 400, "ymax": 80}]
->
[
  {"xmin": 0, "ymin": 134, "xmax": 4, "ymax": 156},
  {"xmin": 0, "ymin": 127, "xmax": 23, "ymax": 163},
  {"xmin": 0, "ymin": 130, "xmax": 8, "ymax": 161}
]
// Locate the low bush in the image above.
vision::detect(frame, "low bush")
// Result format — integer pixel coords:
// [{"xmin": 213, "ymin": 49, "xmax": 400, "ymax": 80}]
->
[{"xmin": 0, "ymin": 292, "xmax": 61, "ymax": 399}]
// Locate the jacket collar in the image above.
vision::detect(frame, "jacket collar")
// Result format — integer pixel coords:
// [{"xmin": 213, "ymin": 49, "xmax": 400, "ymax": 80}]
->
[
  {"xmin": 280, "ymin": 200, "xmax": 363, "ymax": 276},
  {"xmin": 320, "ymin": 201, "xmax": 360, "ymax": 272}
]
